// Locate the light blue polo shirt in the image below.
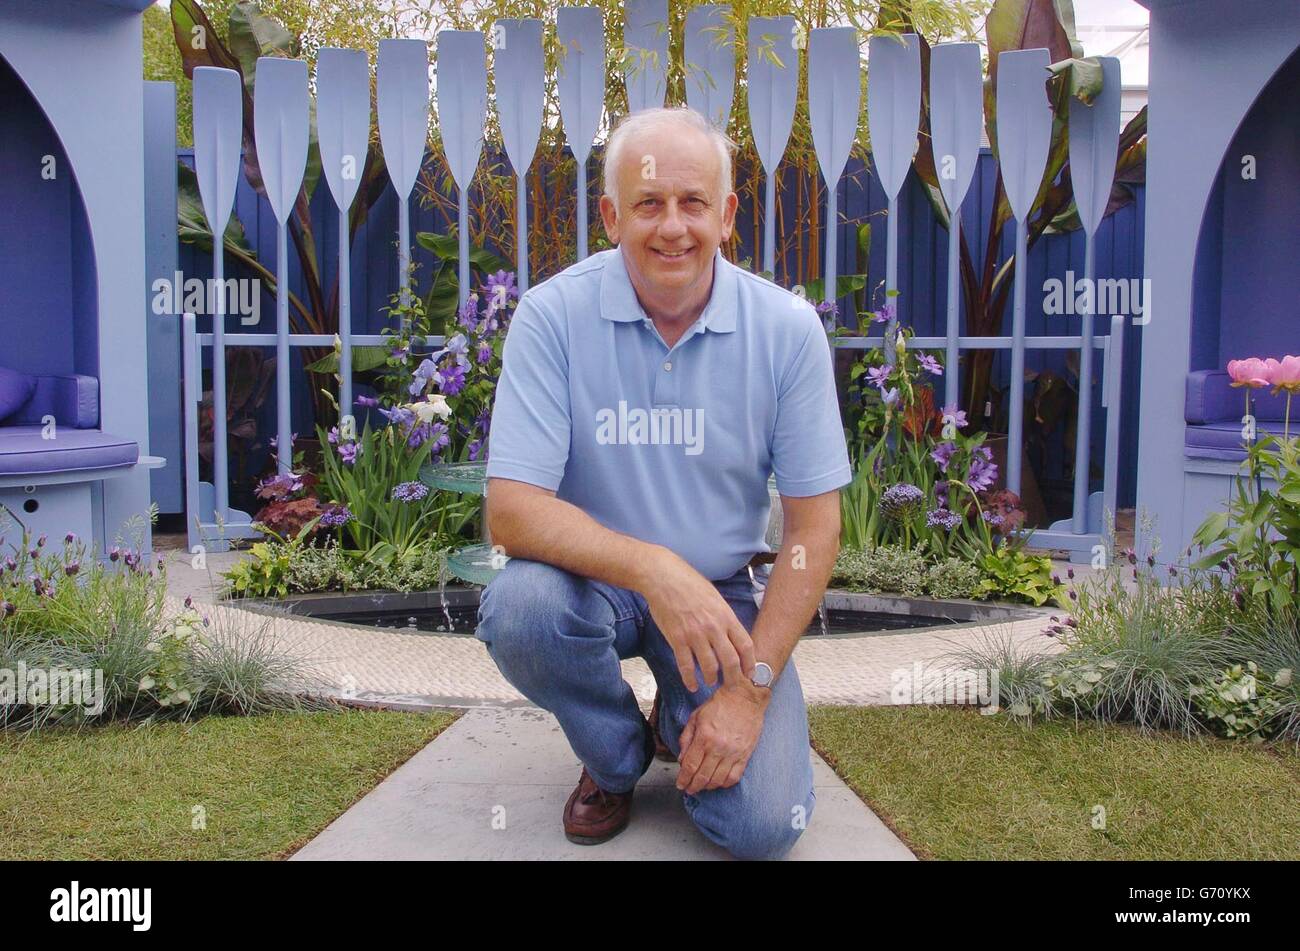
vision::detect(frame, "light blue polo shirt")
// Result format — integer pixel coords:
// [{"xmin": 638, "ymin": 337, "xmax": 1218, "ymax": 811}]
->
[{"xmin": 485, "ymin": 246, "xmax": 852, "ymax": 580}]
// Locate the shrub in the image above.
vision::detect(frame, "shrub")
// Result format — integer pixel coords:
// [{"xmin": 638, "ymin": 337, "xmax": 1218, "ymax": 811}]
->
[
  {"xmin": 924, "ymin": 557, "xmax": 984, "ymax": 600},
  {"xmin": 832, "ymin": 545, "xmax": 928, "ymax": 597}
]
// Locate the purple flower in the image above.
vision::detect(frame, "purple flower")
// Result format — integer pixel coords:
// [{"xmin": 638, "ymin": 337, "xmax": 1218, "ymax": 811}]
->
[
  {"xmin": 866, "ymin": 365, "xmax": 891, "ymax": 391},
  {"xmin": 483, "ymin": 270, "xmax": 519, "ymax": 312},
  {"xmin": 468, "ymin": 439, "xmax": 484, "ymax": 461},
  {"xmin": 64, "ymin": 562, "xmax": 80, "ymax": 577},
  {"xmin": 476, "ymin": 342, "xmax": 493, "ymax": 365},
  {"xmin": 355, "ymin": 394, "xmax": 379, "ymax": 408},
  {"xmin": 319, "ymin": 505, "xmax": 353, "ymax": 528},
  {"xmin": 64, "ymin": 532, "xmax": 76, "ymax": 545},
  {"xmin": 327, "ymin": 427, "xmax": 340, "ymax": 445},
  {"xmin": 982, "ymin": 511, "xmax": 1006, "ymax": 529},
  {"xmin": 436, "ymin": 364, "xmax": 466, "ymax": 397},
  {"xmin": 268, "ymin": 432, "xmax": 297, "ymax": 450},
  {"xmin": 445, "ymin": 333, "xmax": 470, "ymax": 367},
  {"xmin": 940, "ymin": 404, "xmax": 968, "ymax": 431},
  {"xmin": 0, "ymin": 601, "xmax": 14, "ymax": 617},
  {"xmin": 931, "ymin": 442, "xmax": 957, "ymax": 473},
  {"xmin": 257, "ymin": 471, "xmax": 303, "ymax": 502},
  {"xmin": 917, "ymin": 354, "xmax": 943, "ymax": 376},
  {"xmin": 878, "ymin": 483, "xmax": 925, "ymax": 522},
  {"xmin": 378, "ymin": 405, "xmax": 416, "ymax": 429},
  {"xmin": 881, "ymin": 387, "xmax": 900, "ymax": 408},
  {"xmin": 926, "ymin": 508, "xmax": 962, "ymax": 531},
  {"xmin": 338, "ymin": 442, "xmax": 361, "ymax": 466},
  {"xmin": 456, "ymin": 294, "xmax": 480, "ymax": 331},
  {"xmin": 968, "ymin": 447, "xmax": 997, "ymax": 493},
  {"xmin": 872, "ymin": 300, "xmax": 897, "ymax": 324},
  {"xmin": 392, "ymin": 481, "xmax": 430, "ymax": 504}
]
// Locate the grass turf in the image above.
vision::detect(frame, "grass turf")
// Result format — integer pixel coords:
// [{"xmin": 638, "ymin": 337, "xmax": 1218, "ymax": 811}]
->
[
  {"xmin": 809, "ymin": 705, "xmax": 1300, "ymax": 860},
  {"xmin": 0, "ymin": 708, "xmax": 457, "ymax": 860}
]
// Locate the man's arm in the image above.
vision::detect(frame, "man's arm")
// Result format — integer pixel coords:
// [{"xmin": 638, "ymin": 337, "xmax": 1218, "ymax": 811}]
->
[
  {"xmin": 487, "ymin": 478, "xmax": 756, "ymax": 691},
  {"xmin": 674, "ymin": 488, "xmax": 840, "ymax": 795}
]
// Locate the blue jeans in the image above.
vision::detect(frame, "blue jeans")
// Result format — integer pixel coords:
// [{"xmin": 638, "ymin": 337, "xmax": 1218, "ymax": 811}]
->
[{"xmin": 475, "ymin": 557, "xmax": 816, "ymax": 860}]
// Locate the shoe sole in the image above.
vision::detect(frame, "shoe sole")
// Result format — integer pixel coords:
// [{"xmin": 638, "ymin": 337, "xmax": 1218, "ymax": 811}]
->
[{"xmin": 564, "ymin": 823, "xmax": 630, "ymax": 846}]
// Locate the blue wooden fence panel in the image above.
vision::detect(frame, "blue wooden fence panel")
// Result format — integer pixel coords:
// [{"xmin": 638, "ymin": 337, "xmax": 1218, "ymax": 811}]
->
[{"xmin": 174, "ymin": 144, "xmax": 1145, "ymax": 510}]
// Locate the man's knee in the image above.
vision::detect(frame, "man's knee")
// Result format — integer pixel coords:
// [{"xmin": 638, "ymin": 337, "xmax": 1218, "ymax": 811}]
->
[
  {"xmin": 475, "ymin": 559, "xmax": 611, "ymax": 673},
  {"xmin": 689, "ymin": 782, "xmax": 815, "ymax": 861},
  {"xmin": 476, "ymin": 559, "xmax": 568, "ymax": 652}
]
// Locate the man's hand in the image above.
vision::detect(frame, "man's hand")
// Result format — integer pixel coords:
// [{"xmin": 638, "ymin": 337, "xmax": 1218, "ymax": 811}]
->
[
  {"xmin": 676, "ymin": 681, "xmax": 770, "ymax": 794},
  {"xmin": 641, "ymin": 550, "xmax": 756, "ymax": 692}
]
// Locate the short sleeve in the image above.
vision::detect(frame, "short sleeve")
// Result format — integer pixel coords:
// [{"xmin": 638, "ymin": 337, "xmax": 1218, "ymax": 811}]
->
[
  {"xmin": 770, "ymin": 313, "xmax": 852, "ymax": 497},
  {"xmin": 484, "ymin": 294, "xmax": 571, "ymax": 491}
]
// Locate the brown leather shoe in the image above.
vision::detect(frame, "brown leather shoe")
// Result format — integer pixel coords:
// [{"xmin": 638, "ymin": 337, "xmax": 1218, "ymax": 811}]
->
[
  {"xmin": 649, "ymin": 690, "xmax": 677, "ymax": 763},
  {"xmin": 563, "ymin": 767, "xmax": 636, "ymax": 845},
  {"xmin": 563, "ymin": 720, "xmax": 656, "ymax": 845}
]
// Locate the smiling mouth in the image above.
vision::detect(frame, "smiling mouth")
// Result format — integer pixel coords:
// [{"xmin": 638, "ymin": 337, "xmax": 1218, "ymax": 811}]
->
[{"xmin": 653, "ymin": 247, "xmax": 694, "ymax": 260}]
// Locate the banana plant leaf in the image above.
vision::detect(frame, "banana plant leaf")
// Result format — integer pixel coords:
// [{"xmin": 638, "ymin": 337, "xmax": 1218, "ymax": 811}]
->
[{"xmin": 415, "ymin": 231, "xmax": 511, "ymax": 332}]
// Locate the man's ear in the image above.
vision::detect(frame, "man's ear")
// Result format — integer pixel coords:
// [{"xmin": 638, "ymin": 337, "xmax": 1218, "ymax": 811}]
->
[
  {"xmin": 720, "ymin": 190, "xmax": 739, "ymax": 242},
  {"xmin": 599, "ymin": 194, "xmax": 620, "ymax": 244}
]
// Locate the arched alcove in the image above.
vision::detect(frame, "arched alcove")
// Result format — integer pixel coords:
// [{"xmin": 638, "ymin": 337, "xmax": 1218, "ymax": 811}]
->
[
  {"xmin": 1190, "ymin": 44, "xmax": 1300, "ymax": 373},
  {"xmin": 0, "ymin": 52, "xmax": 98, "ymax": 381}
]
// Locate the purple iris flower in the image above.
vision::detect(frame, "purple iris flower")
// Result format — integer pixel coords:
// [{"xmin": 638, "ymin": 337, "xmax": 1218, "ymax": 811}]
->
[
  {"xmin": 468, "ymin": 439, "xmax": 484, "ymax": 461},
  {"xmin": 338, "ymin": 442, "xmax": 361, "ymax": 466},
  {"xmin": 940, "ymin": 404, "xmax": 968, "ymax": 431},
  {"xmin": 476, "ymin": 342, "xmax": 493, "ymax": 365},
  {"xmin": 968, "ymin": 447, "xmax": 998, "ymax": 493},
  {"xmin": 931, "ymin": 442, "xmax": 957, "ymax": 473}
]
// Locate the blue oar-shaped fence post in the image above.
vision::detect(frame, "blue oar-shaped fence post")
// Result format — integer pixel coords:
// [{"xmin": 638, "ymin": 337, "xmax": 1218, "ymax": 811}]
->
[
  {"xmin": 192, "ymin": 66, "xmax": 242, "ymax": 531},
  {"xmin": 994, "ymin": 48, "xmax": 1053, "ymax": 495},
  {"xmin": 808, "ymin": 27, "xmax": 861, "ymax": 329},
  {"xmin": 557, "ymin": 7, "xmax": 605, "ymax": 262},
  {"xmin": 315, "ymin": 48, "xmax": 371, "ymax": 428},
  {"xmin": 1067, "ymin": 56, "xmax": 1122, "ymax": 534},
  {"xmin": 377, "ymin": 38, "xmax": 430, "ymax": 324},
  {"xmin": 437, "ymin": 31, "xmax": 488, "ymax": 309},
  {"xmin": 683, "ymin": 4, "xmax": 735, "ymax": 131},
  {"xmin": 494, "ymin": 19, "xmax": 544, "ymax": 294},
  {"xmin": 747, "ymin": 15, "xmax": 797, "ymax": 276},
  {"xmin": 253, "ymin": 57, "xmax": 309, "ymax": 475},
  {"xmin": 867, "ymin": 33, "xmax": 921, "ymax": 363},
  {"xmin": 928, "ymin": 43, "xmax": 983, "ymax": 408},
  {"xmin": 624, "ymin": 0, "xmax": 669, "ymax": 114}
]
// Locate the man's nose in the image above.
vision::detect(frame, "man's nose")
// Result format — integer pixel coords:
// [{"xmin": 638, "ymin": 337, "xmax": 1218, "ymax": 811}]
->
[{"xmin": 659, "ymin": 201, "xmax": 687, "ymax": 238}]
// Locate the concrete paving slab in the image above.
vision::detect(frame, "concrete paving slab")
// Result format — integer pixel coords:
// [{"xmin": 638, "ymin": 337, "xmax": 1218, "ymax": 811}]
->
[{"xmin": 292, "ymin": 706, "xmax": 916, "ymax": 861}]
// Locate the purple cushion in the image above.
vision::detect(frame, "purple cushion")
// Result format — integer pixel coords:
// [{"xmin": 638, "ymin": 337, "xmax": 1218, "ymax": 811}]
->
[
  {"xmin": 0, "ymin": 366, "xmax": 35, "ymax": 422},
  {"xmin": 1185, "ymin": 419, "xmax": 1291, "ymax": 461},
  {"xmin": 7, "ymin": 375, "xmax": 98, "ymax": 428},
  {"xmin": 1186, "ymin": 369, "xmax": 1290, "ymax": 424},
  {"xmin": 0, "ymin": 426, "xmax": 138, "ymax": 476}
]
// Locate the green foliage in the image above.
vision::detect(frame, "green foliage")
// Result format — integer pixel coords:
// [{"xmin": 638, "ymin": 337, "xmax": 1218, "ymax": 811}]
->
[
  {"xmin": 1190, "ymin": 662, "xmax": 1291, "ymax": 743},
  {"xmin": 1190, "ymin": 391, "xmax": 1300, "ymax": 616},
  {"xmin": 225, "ymin": 537, "xmax": 447, "ymax": 596},
  {"xmin": 0, "ymin": 525, "xmax": 305, "ymax": 731},
  {"xmin": 833, "ymin": 545, "xmax": 929, "ymax": 597},
  {"xmin": 924, "ymin": 557, "xmax": 985, "ymax": 600},
  {"xmin": 975, "ymin": 546, "xmax": 1061, "ymax": 606}
]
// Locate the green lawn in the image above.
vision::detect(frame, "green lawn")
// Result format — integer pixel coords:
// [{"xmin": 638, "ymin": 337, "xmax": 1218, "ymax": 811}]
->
[
  {"xmin": 0, "ymin": 708, "xmax": 457, "ymax": 860},
  {"xmin": 809, "ymin": 705, "xmax": 1300, "ymax": 860}
]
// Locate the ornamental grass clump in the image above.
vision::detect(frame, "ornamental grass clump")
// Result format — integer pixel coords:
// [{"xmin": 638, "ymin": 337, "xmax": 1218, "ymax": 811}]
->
[{"xmin": 0, "ymin": 519, "xmax": 309, "ymax": 731}]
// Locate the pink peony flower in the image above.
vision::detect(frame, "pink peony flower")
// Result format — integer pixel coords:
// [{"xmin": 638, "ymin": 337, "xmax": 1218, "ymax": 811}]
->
[
  {"xmin": 1227, "ymin": 358, "xmax": 1271, "ymax": 389},
  {"xmin": 1264, "ymin": 354, "xmax": 1300, "ymax": 394}
]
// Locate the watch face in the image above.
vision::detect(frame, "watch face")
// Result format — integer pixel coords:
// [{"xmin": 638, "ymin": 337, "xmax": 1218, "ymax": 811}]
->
[{"xmin": 753, "ymin": 662, "xmax": 774, "ymax": 687}]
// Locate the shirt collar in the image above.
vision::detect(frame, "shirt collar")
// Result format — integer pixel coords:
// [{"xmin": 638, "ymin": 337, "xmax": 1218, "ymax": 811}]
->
[{"xmin": 599, "ymin": 246, "xmax": 737, "ymax": 334}]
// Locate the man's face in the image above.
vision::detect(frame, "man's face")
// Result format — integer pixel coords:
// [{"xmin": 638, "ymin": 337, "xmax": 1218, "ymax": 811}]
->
[{"xmin": 599, "ymin": 125, "xmax": 738, "ymax": 299}]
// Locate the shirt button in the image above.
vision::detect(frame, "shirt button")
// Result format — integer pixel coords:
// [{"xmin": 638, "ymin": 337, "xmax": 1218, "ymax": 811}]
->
[{"xmin": 663, "ymin": 361, "xmax": 673, "ymax": 372}]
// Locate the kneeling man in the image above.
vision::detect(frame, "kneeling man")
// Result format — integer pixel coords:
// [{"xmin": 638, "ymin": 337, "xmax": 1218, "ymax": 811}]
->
[{"xmin": 476, "ymin": 106, "xmax": 850, "ymax": 860}]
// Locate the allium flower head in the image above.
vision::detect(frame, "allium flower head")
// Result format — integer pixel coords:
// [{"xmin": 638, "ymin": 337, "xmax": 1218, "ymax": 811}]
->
[{"xmin": 878, "ymin": 483, "xmax": 925, "ymax": 523}]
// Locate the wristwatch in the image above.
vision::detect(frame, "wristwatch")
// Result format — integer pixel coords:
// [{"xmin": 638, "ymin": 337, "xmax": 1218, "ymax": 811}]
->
[{"xmin": 750, "ymin": 661, "xmax": 774, "ymax": 689}]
